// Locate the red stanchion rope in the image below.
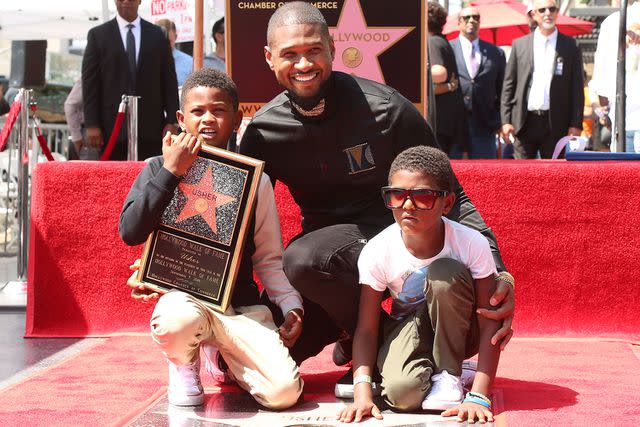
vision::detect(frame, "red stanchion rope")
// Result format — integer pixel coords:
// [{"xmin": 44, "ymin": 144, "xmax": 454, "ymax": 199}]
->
[
  {"xmin": 100, "ymin": 98, "xmax": 128, "ymax": 161},
  {"xmin": 33, "ymin": 118, "xmax": 55, "ymax": 161},
  {"xmin": 0, "ymin": 97, "xmax": 22, "ymax": 152}
]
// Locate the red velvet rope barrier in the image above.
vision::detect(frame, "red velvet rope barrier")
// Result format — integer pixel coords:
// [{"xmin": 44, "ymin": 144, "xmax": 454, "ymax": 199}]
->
[
  {"xmin": 34, "ymin": 120, "xmax": 55, "ymax": 161},
  {"xmin": 100, "ymin": 98, "xmax": 128, "ymax": 161},
  {"xmin": 0, "ymin": 98, "xmax": 22, "ymax": 152}
]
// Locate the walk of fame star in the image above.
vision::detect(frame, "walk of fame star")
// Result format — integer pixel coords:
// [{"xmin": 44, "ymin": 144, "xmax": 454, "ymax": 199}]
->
[
  {"xmin": 176, "ymin": 165, "xmax": 236, "ymax": 234},
  {"xmin": 329, "ymin": 0, "xmax": 415, "ymax": 83}
]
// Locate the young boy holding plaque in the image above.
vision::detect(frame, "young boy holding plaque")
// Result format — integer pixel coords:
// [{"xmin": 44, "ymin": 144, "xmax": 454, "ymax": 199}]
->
[{"xmin": 119, "ymin": 69, "xmax": 304, "ymax": 409}]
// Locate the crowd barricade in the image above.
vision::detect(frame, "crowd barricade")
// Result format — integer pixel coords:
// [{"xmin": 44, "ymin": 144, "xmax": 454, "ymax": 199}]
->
[{"xmin": 0, "ymin": 91, "xmax": 67, "ymax": 262}]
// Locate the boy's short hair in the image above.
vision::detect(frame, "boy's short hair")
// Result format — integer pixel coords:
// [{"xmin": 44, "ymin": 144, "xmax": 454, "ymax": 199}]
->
[
  {"xmin": 267, "ymin": 1, "xmax": 330, "ymax": 46},
  {"xmin": 180, "ymin": 68, "xmax": 238, "ymax": 111},
  {"xmin": 389, "ymin": 146, "xmax": 454, "ymax": 192}
]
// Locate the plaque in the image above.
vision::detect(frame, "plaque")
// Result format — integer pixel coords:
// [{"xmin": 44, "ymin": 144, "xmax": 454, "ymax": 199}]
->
[{"xmin": 138, "ymin": 145, "xmax": 264, "ymax": 313}]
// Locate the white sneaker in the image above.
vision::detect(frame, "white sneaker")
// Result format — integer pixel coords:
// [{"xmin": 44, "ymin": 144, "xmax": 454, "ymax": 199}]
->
[
  {"xmin": 461, "ymin": 360, "xmax": 477, "ymax": 389},
  {"xmin": 421, "ymin": 371, "xmax": 464, "ymax": 411},
  {"xmin": 201, "ymin": 343, "xmax": 233, "ymax": 385},
  {"xmin": 167, "ymin": 358, "xmax": 205, "ymax": 406}
]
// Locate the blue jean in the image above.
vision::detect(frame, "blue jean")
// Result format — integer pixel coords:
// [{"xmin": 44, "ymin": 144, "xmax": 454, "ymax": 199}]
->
[{"xmin": 625, "ymin": 131, "xmax": 640, "ymax": 153}]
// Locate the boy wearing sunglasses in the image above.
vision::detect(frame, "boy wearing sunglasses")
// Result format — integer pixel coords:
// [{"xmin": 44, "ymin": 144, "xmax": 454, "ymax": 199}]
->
[{"xmin": 337, "ymin": 146, "xmax": 501, "ymax": 424}]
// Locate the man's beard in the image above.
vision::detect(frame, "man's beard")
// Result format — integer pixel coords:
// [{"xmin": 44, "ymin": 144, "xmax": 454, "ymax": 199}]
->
[{"xmin": 288, "ymin": 77, "xmax": 331, "ymax": 110}]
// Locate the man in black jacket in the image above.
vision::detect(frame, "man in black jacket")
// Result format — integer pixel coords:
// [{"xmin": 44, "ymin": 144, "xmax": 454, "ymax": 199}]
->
[
  {"xmin": 500, "ymin": 0, "xmax": 583, "ymax": 158},
  {"xmin": 82, "ymin": 0, "xmax": 179, "ymax": 160},
  {"xmin": 451, "ymin": 7, "xmax": 506, "ymax": 159},
  {"xmin": 240, "ymin": 1, "xmax": 515, "ymax": 388}
]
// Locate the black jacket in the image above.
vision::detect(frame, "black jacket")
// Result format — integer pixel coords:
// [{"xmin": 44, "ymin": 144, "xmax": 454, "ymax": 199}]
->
[
  {"xmin": 240, "ymin": 71, "xmax": 506, "ymax": 270},
  {"xmin": 501, "ymin": 31, "xmax": 584, "ymax": 141},
  {"xmin": 451, "ymin": 37, "xmax": 506, "ymax": 134},
  {"xmin": 82, "ymin": 18, "xmax": 179, "ymax": 160}
]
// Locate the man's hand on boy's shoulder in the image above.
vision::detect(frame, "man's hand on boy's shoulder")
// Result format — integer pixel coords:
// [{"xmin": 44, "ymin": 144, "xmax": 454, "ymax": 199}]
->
[
  {"xmin": 476, "ymin": 272, "xmax": 515, "ymax": 350},
  {"xmin": 127, "ymin": 259, "xmax": 160, "ymax": 302},
  {"xmin": 278, "ymin": 308, "xmax": 303, "ymax": 348},
  {"xmin": 162, "ymin": 131, "xmax": 201, "ymax": 177}
]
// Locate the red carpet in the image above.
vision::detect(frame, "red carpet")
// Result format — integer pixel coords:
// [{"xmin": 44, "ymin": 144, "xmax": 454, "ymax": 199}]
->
[
  {"xmin": 26, "ymin": 160, "xmax": 640, "ymax": 338},
  {"xmin": 0, "ymin": 336, "xmax": 637, "ymax": 426}
]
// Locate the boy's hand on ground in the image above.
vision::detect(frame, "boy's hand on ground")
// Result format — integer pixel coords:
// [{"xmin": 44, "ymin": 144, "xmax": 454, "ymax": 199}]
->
[
  {"xmin": 279, "ymin": 309, "xmax": 303, "ymax": 347},
  {"xmin": 336, "ymin": 399, "xmax": 382, "ymax": 423},
  {"xmin": 442, "ymin": 401, "xmax": 494, "ymax": 424},
  {"xmin": 127, "ymin": 258, "xmax": 159, "ymax": 303},
  {"xmin": 476, "ymin": 279, "xmax": 514, "ymax": 350},
  {"xmin": 162, "ymin": 131, "xmax": 201, "ymax": 177}
]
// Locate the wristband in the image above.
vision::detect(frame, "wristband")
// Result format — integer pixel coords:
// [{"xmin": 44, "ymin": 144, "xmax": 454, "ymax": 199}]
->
[
  {"xmin": 468, "ymin": 391, "xmax": 492, "ymax": 406},
  {"xmin": 353, "ymin": 375, "xmax": 372, "ymax": 386},
  {"xmin": 496, "ymin": 271, "xmax": 515, "ymax": 288},
  {"xmin": 463, "ymin": 396, "xmax": 492, "ymax": 409}
]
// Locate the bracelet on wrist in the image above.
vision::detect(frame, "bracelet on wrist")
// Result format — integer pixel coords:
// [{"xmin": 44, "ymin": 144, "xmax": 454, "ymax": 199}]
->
[
  {"xmin": 447, "ymin": 82, "xmax": 453, "ymax": 92},
  {"xmin": 467, "ymin": 391, "xmax": 492, "ymax": 406},
  {"xmin": 463, "ymin": 395, "xmax": 492, "ymax": 409},
  {"xmin": 496, "ymin": 271, "xmax": 515, "ymax": 288},
  {"xmin": 353, "ymin": 375, "xmax": 372, "ymax": 386}
]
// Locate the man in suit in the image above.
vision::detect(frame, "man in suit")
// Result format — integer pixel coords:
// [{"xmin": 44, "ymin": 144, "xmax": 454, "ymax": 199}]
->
[
  {"xmin": 500, "ymin": 0, "xmax": 584, "ymax": 159},
  {"xmin": 451, "ymin": 6, "xmax": 506, "ymax": 159},
  {"xmin": 82, "ymin": 0, "xmax": 179, "ymax": 160}
]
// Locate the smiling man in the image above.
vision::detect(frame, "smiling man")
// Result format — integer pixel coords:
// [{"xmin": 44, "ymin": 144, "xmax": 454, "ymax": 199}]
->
[
  {"xmin": 500, "ymin": 0, "xmax": 584, "ymax": 158},
  {"xmin": 240, "ymin": 1, "xmax": 515, "ymax": 400}
]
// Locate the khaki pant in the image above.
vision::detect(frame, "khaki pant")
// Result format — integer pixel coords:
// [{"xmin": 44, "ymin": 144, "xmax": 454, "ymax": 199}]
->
[
  {"xmin": 150, "ymin": 291, "xmax": 303, "ymax": 409},
  {"xmin": 377, "ymin": 258, "xmax": 480, "ymax": 411}
]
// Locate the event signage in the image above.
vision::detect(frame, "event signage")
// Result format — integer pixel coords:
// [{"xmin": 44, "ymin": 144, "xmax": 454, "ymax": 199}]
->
[
  {"xmin": 150, "ymin": 0, "xmax": 195, "ymax": 42},
  {"xmin": 138, "ymin": 145, "xmax": 264, "ymax": 313},
  {"xmin": 227, "ymin": 0, "xmax": 427, "ymax": 116}
]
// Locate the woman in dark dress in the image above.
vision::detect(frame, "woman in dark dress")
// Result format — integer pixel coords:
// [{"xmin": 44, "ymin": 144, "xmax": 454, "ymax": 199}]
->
[{"xmin": 428, "ymin": 1, "xmax": 469, "ymax": 158}]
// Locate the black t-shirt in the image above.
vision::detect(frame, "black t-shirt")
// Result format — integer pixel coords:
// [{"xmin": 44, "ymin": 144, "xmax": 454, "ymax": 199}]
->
[
  {"xmin": 240, "ymin": 71, "xmax": 505, "ymax": 270},
  {"xmin": 240, "ymin": 72, "xmax": 437, "ymax": 234}
]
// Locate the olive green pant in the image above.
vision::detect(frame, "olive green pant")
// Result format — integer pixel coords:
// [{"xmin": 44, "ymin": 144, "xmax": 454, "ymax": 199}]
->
[{"xmin": 377, "ymin": 258, "xmax": 480, "ymax": 411}]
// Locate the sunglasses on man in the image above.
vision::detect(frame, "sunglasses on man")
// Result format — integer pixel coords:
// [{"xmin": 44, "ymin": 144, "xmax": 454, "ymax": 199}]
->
[
  {"xmin": 460, "ymin": 14, "xmax": 480, "ymax": 22},
  {"xmin": 536, "ymin": 6, "xmax": 558, "ymax": 13},
  {"xmin": 381, "ymin": 187, "xmax": 449, "ymax": 210}
]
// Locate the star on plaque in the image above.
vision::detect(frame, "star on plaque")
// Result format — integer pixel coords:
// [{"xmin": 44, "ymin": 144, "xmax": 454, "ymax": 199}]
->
[
  {"xmin": 329, "ymin": 0, "xmax": 415, "ymax": 83},
  {"xmin": 176, "ymin": 165, "xmax": 236, "ymax": 234}
]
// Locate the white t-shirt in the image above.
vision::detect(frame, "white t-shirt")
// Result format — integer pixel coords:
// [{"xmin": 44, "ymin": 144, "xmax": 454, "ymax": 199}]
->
[{"xmin": 358, "ymin": 217, "xmax": 497, "ymax": 320}]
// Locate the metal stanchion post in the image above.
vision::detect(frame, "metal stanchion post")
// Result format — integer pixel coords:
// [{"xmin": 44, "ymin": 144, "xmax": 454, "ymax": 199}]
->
[
  {"xmin": 3, "ymin": 88, "xmax": 31, "ymax": 298},
  {"xmin": 127, "ymin": 95, "xmax": 140, "ymax": 161}
]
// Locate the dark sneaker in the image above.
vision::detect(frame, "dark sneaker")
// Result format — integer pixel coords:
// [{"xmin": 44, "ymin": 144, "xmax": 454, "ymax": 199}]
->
[
  {"xmin": 332, "ymin": 333, "xmax": 353, "ymax": 366},
  {"xmin": 334, "ymin": 368, "xmax": 382, "ymax": 399}
]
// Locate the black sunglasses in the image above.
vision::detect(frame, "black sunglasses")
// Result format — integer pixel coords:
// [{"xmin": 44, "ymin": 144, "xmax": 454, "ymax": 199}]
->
[
  {"xmin": 460, "ymin": 14, "xmax": 480, "ymax": 22},
  {"xmin": 381, "ymin": 187, "xmax": 449, "ymax": 210},
  {"xmin": 536, "ymin": 6, "xmax": 558, "ymax": 13}
]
